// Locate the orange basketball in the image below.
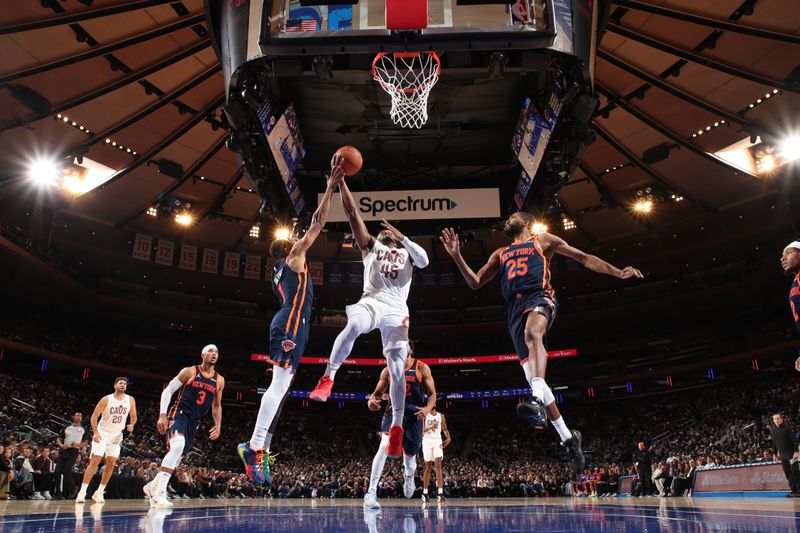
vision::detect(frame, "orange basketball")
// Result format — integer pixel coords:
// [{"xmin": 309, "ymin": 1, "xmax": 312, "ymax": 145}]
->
[{"xmin": 334, "ymin": 146, "xmax": 363, "ymax": 176}]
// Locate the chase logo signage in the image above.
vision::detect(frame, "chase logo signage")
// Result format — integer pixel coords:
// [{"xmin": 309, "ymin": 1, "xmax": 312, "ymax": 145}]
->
[{"xmin": 321, "ymin": 188, "xmax": 500, "ymax": 221}]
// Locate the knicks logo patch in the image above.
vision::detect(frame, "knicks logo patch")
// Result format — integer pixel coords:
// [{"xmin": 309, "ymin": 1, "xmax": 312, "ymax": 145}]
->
[{"xmin": 281, "ymin": 340, "xmax": 296, "ymax": 352}]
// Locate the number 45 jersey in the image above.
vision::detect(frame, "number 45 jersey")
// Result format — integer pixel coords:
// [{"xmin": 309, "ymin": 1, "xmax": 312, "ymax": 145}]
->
[{"xmin": 362, "ymin": 239, "xmax": 414, "ymax": 306}]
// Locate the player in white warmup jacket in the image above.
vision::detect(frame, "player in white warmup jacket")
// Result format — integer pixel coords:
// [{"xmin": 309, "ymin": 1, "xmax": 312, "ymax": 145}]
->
[
  {"xmin": 309, "ymin": 177, "xmax": 429, "ymax": 459},
  {"xmin": 76, "ymin": 377, "xmax": 137, "ymax": 503}
]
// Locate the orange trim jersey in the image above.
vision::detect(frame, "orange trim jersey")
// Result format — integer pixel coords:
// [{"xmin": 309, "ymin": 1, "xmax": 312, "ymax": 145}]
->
[
  {"xmin": 272, "ymin": 258, "xmax": 313, "ymax": 334},
  {"xmin": 790, "ymin": 273, "xmax": 800, "ymax": 333},
  {"xmin": 499, "ymin": 236, "xmax": 554, "ymax": 303},
  {"xmin": 169, "ymin": 365, "xmax": 218, "ymax": 420}
]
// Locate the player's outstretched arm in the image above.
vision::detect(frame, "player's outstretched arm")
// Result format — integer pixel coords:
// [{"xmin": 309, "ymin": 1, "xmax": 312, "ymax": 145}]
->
[
  {"xmin": 339, "ymin": 179, "xmax": 374, "ymax": 255},
  {"xmin": 288, "ymin": 160, "xmax": 344, "ymax": 267},
  {"xmin": 440, "ymin": 228, "xmax": 502, "ymax": 289},
  {"xmin": 90, "ymin": 397, "xmax": 107, "ymax": 443},
  {"xmin": 441, "ymin": 414, "xmax": 452, "ymax": 449},
  {"xmin": 416, "ymin": 362, "xmax": 437, "ymax": 419},
  {"xmin": 544, "ymin": 233, "xmax": 644, "ymax": 280},
  {"xmin": 127, "ymin": 397, "xmax": 137, "ymax": 433},
  {"xmin": 380, "ymin": 219, "xmax": 429, "ymax": 268},
  {"xmin": 210, "ymin": 375, "xmax": 224, "ymax": 441},
  {"xmin": 157, "ymin": 366, "xmax": 194, "ymax": 434},
  {"xmin": 367, "ymin": 368, "xmax": 390, "ymax": 412}
]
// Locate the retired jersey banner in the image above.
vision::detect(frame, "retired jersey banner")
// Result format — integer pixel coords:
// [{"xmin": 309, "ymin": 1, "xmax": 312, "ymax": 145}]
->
[
  {"xmin": 320, "ymin": 188, "xmax": 500, "ymax": 222},
  {"xmin": 223, "ymin": 252, "xmax": 240, "ymax": 277},
  {"xmin": 178, "ymin": 245, "xmax": 198, "ymax": 270},
  {"xmin": 251, "ymin": 350, "xmax": 577, "ymax": 364},
  {"xmin": 201, "ymin": 248, "xmax": 219, "ymax": 274},
  {"xmin": 308, "ymin": 261, "xmax": 324, "ymax": 286},
  {"xmin": 155, "ymin": 239, "xmax": 174, "ymax": 266},
  {"xmin": 132, "ymin": 233, "xmax": 152, "ymax": 261},
  {"xmin": 244, "ymin": 255, "xmax": 261, "ymax": 280}
]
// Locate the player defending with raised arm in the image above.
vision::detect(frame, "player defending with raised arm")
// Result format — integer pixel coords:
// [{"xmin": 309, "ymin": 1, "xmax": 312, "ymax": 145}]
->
[
  {"xmin": 364, "ymin": 345, "xmax": 437, "ymax": 509},
  {"xmin": 237, "ymin": 156, "xmax": 345, "ymax": 486},
  {"xmin": 421, "ymin": 406, "xmax": 451, "ymax": 503},
  {"xmin": 441, "ymin": 212, "xmax": 643, "ymax": 471},
  {"xmin": 144, "ymin": 344, "xmax": 224, "ymax": 508},
  {"xmin": 780, "ymin": 240, "xmax": 800, "ymax": 372},
  {"xmin": 75, "ymin": 377, "xmax": 137, "ymax": 503},
  {"xmin": 310, "ymin": 175, "xmax": 430, "ymax": 458}
]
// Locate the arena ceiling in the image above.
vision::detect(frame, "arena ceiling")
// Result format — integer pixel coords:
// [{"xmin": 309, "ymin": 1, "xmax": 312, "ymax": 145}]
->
[{"xmin": 0, "ymin": 0, "xmax": 798, "ymax": 259}]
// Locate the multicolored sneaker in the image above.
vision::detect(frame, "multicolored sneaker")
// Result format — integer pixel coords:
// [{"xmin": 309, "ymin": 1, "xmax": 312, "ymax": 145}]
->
[
  {"xmin": 237, "ymin": 442, "xmax": 267, "ymax": 485},
  {"xmin": 260, "ymin": 451, "xmax": 279, "ymax": 487},
  {"xmin": 309, "ymin": 376, "xmax": 334, "ymax": 402},
  {"xmin": 386, "ymin": 425, "xmax": 404, "ymax": 457}
]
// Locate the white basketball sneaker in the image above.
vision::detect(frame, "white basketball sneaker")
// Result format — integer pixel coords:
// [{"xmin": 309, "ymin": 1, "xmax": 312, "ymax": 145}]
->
[
  {"xmin": 91, "ymin": 490, "xmax": 105, "ymax": 503},
  {"xmin": 75, "ymin": 491, "xmax": 86, "ymax": 503},
  {"xmin": 403, "ymin": 475, "xmax": 415, "ymax": 498},
  {"xmin": 150, "ymin": 495, "xmax": 174, "ymax": 509},
  {"xmin": 363, "ymin": 491, "xmax": 381, "ymax": 509}
]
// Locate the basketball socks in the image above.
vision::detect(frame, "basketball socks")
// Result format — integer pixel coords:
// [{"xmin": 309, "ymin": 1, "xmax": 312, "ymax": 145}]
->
[
  {"xmin": 156, "ymin": 471, "xmax": 171, "ymax": 496},
  {"xmin": 368, "ymin": 434, "xmax": 391, "ymax": 494},
  {"xmin": 385, "ymin": 345, "xmax": 408, "ymax": 427},
  {"xmin": 403, "ymin": 454, "xmax": 417, "ymax": 477},
  {"xmin": 79, "ymin": 482, "xmax": 88, "ymax": 494},
  {"xmin": 97, "ymin": 483, "xmax": 106, "ymax": 494},
  {"xmin": 324, "ymin": 310, "xmax": 372, "ymax": 380},
  {"xmin": 250, "ymin": 367, "xmax": 293, "ymax": 449},
  {"xmin": 551, "ymin": 417, "xmax": 572, "ymax": 443},
  {"xmin": 523, "ymin": 365, "xmax": 572, "ymax": 442}
]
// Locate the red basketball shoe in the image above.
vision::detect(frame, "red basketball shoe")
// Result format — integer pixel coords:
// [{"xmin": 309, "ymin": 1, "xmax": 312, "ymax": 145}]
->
[
  {"xmin": 386, "ymin": 425, "xmax": 404, "ymax": 457},
  {"xmin": 309, "ymin": 376, "xmax": 334, "ymax": 402}
]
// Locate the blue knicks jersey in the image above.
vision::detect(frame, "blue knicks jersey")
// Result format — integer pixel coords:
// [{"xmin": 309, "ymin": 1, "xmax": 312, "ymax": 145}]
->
[
  {"xmin": 499, "ymin": 236, "xmax": 554, "ymax": 303},
  {"xmin": 272, "ymin": 258, "xmax": 313, "ymax": 323},
  {"xmin": 386, "ymin": 359, "xmax": 426, "ymax": 412},
  {"xmin": 790, "ymin": 274, "xmax": 800, "ymax": 333},
  {"xmin": 169, "ymin": 366, "xmax": 217, "ymax": 420}
]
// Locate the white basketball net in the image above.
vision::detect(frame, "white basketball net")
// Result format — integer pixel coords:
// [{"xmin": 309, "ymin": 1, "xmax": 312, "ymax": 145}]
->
[{"xmin": 372, "ymin": 52, "xmax": 441, "ymax": 129}]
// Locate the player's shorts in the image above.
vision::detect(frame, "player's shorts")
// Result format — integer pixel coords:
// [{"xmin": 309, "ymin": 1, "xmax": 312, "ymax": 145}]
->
[
  {"xmin": 90, "ymin": 431, "xmax": 123, "ymax": 458},
  {"xmin": 166, "ymin": 413, "xmax": 201, "ymax": 451},
  {"xmin": 422, "ymin": 438, "xmax": 444, "ymax": 462},
  {"xmin": 268, "ymin": 306, "xmax": 311, "ymax": 372},
  {"xmin": 348, "ymin": 296, "xmax": 409, "ymax": 350},
  {"xmin": 380, "ymin": 404, "xmax": 422, "ymax": 456},
  {"xmin": 508, "ymin": 291, "xmax": 558, "ymax": 363}
]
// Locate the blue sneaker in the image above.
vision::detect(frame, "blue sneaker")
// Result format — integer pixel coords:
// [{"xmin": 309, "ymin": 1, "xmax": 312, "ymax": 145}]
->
[
  {"xmin": 516, "ymin": 398, "xmax": 548, "ymax": 430},
  {"xmin": 237, "ymin": 442, "xmax": 267, "ymax": 485}
]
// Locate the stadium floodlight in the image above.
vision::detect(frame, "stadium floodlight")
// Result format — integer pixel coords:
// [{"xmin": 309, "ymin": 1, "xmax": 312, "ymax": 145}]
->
[
  {"xmin": 274, "ymin": 227, "xmax": 291, "ymax": 240},
  {"xmin": 532, "ymin": 222, "xmax": 548, "ymax": 235},
  {"xmin": 249, "ymin": 225, "xmax": 261, "ymax": 238},
  {"xmin": 175, "ymin": 213, "xmax": 193, "ymax": 226},
  {"xmin": 27, "ymin": 158, "xmax": 61, "ymax": 187},
  {"xmin": 633, "ymin": 200, "xmax": 653, "ymax": 214}
]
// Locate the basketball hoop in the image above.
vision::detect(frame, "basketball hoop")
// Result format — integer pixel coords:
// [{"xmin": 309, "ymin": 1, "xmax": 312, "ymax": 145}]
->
[{"xmin": 371, "ymin": 52, "xmax": 441, "ymax": 129}]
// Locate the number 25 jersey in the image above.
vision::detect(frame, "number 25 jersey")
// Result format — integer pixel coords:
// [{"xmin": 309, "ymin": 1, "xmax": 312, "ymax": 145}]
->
[{"xmin": 499, "ymin": 235, "xmax": 554, "ymax": 304}]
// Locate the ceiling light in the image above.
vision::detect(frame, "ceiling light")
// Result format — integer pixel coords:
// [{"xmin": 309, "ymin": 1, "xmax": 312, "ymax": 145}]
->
[
  {"xmin": 633, "ymin": 200, "xmax": 653, "ymax": 214},
  {"xmin": 756, "ymin": 154, "xmax": 776, "ymax": 174},
  {"xmin": 562, "ymin": 218, "xmax": 576, "ymax": 231},
  {"xmin": 175, "ymin": 213, "xmax": 193, "ymax": 226},
  {"xmin": 532, "ymin": 222, "xmax": 548, "ymax": 235},
  {"xmin": 249, "ymin": 225, "xmax": 261, "ymax": 238},
  {"xmin": 274, "ymin": 228, "xmax": 291, "ymax": 240},
  {"xmin": 146, "ymin": 206, "xmax": 158, "ymax": 217},
  {"xmin": 27, "ymin": 158, "xmax": 61, "ymax": 187},
  {"xmin": 779, "ymin": 135, "xmax": 800, "ymax": 162}
]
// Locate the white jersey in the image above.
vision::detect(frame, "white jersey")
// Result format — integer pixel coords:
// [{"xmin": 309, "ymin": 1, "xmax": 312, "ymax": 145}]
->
[
  {"xmin": 97, "ymin": 394, "xmax": 131, "ymax": 436},
  {"xmin": 362, "ymin": 240, "xmax": 414, "ymax": 306},
  {"xmin": 423, "ymin": 412, "xmax": 443, "ymax": 441}
]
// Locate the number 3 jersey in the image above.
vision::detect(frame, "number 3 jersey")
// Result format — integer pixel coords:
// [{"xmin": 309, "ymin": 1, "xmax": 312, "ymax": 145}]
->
[
  {"xmin": 362, "ymin": 239, "xmax": 414, "ymax": 307},
  {"xmin": 168, "ymin": 365, "xmax": 218, "ymax": 420},
  {"xmin": 499, "ymin": 235, "xmax": 555, "ymax": 304}
]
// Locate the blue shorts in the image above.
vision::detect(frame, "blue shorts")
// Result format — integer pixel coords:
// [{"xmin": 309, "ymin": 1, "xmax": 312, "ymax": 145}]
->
[
  {"xmin": 380, "ymin": 404, "xmax": 423, "ymax": 456},
  {"xmin": 268, "ymin": 306, "xmax": 310, "ymax": 372},
  {"xmin": 508, "ymin": 292, "xmax": 558, "ymax": 363},
  {"xmin": 166, "ymin": 413, "xmax": 201, "ymax": 451}
]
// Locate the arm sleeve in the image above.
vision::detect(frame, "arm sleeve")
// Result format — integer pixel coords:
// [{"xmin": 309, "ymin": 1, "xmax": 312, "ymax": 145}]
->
[
  {"xmin": 160, "ymin": 378, "xmax": 183, "ymax": 415},
  {"xmin": 402, "ymin": 238, "xmax": 429, "ymax": 268}
]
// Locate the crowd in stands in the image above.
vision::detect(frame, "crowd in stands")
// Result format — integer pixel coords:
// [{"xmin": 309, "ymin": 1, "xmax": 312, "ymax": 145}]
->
[{"xmin": 2, "ymin": 362, "xmax": 798, "ymax": 501}]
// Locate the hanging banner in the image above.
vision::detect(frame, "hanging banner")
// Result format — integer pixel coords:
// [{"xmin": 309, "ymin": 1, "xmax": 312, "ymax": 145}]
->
[
  {"xmin": 223, "ymin": 252, "xmax": 240, "ymax": 277},
  {"xmin": 201, "ymin": 248, "xmax": 219, "ymax": 274},
  {"xmin": 132, "ymin": 233, "xmax": 152, "ymax": 261},
  {"xmin": 178, "ymin": 245, "xmax": 198, "ymax": 271},
  {"xmin": 308, "ymin": 261, "xmax": 324, "ymax": 286},
  {"xmin": 155, "ymin": 239, "xmax": 174, "ymax": 266},
  {"xmin": 244, "ymin": 255, "xmax": 262, "ymax": 280}
]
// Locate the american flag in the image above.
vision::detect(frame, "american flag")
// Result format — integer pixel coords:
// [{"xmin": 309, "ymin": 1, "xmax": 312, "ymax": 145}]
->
[{"xmin": 286, "ymin": 18, "xmax": 318, "ymax": 32}]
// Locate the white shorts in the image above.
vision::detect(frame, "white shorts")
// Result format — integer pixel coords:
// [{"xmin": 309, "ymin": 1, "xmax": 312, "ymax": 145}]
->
[
  {"xmin": 422, "ymin": 439, "xmax": 443, "ymax": 462},
  {"xmin": 347, "ymin": 295, "xmax": 410, "ymax": 350},
  {"xmin": 90, "ymin": 432, "xmax": 123, "ymax": 459}
]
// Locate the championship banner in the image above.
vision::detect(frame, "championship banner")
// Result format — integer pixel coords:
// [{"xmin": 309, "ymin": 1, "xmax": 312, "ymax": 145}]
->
[
  {"xmin": 155, "ymin": 239, "xmax": 174, "ymax": 266},
  {"xmin": 223, "ymin": 252, "xmax": 240, "ymax": 277},
  {"xmin": 251, "ymin": 349, "xmax": 577, "ymax": 364},
  {"xmin": 178, "ymin": 244, "xmax": 198, "ymax": 271},
  {"xmin": 132, "ymin": 233, "xmax": 152, "ymax": 261},
  {"xmin": 201, "ymin": 248, "xmax": 219, "ymax": 274},
  {"xmin": 244, "ymin": 255, "xmax": 262, "ymax": 280},
  {"xmin": 308, "ymin": 261, "xmax": 324, "ymax": 286},
  {"xmin": 693, "ymin": 463, "xmax": 788, "ymax": 494},
  {"xmin": 320, "ymin": 188, "xmax": 500, "ymax": 222}
]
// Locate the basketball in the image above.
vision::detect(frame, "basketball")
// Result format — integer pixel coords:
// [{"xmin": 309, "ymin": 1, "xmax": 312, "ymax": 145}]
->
[{"xmin": 334, "ymin": 145, "xmax": 363, "ymax": 176}]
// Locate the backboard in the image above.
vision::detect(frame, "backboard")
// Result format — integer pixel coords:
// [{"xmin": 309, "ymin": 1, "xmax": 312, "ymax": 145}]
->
[{"xmin": 260, "ymin": 0, "xmax": 555, "ymax": 56}]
